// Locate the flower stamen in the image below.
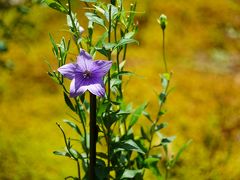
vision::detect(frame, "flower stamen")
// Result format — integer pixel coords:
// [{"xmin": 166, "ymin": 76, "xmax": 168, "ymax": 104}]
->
[{"xmin": 83, "ymin": 70, "xmax": 91, "ymax": 79}]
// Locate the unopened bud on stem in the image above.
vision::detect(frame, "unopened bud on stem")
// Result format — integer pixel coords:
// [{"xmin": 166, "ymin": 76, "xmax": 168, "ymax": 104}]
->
[{"xmin": 158, "ymin": 14, "xmax": 167, "ymax": 30}]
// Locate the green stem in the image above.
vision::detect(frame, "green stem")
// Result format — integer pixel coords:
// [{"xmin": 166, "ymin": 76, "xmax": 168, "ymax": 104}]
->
[
  {"xmin": 77, "ymin": 160, "xmax": 81, "ymax": 180},
  {"xmin": 144, "ymin": 19, "xmax": 170, "ymax": 178},
  {"xmin": 107, "ymin": 5, "xmax": 112, "ymax": 100},
  {"xmin": 165, "ymin": 169, "xmax": 169, "ymax": 180},
  {"xmin": 74, "ymin": 98, "xmax": 89, "ymax": 164},
  {"xmin": 162, "ymin": 29, "xmax": 168, "ymax": 72},
  {"xmin": 56, "ymin": 123, "xmax": 81, "ymax": 180},
  {"xmin": 67, "ymin": 0, "xmax": 81, "ymax": 53}
]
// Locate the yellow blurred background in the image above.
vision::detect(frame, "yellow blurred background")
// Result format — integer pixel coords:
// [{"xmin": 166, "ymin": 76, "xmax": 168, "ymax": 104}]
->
[{"xmin": 0, "ymin": 0, "xmax": 240, "ymax": 179}]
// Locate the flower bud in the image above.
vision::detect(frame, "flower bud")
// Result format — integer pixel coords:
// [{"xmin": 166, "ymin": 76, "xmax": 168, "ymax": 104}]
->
[{"xmin": 158, "ymin": 14, "xmax": 167, "ymax": 30}]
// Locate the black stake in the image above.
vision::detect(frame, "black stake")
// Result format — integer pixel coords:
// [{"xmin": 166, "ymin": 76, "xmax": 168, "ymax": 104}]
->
[{"xmin": 89, "ymin": 93, "xmax": 97, "ymax": 180}]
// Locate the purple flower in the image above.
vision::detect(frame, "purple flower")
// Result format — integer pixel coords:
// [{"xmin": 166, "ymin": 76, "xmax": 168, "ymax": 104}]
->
[{"xmin": 58, "ymin": 49, "xmax": 112, "ymax": 97}]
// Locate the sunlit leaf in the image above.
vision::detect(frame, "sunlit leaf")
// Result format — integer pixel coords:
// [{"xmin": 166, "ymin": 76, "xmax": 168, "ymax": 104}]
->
[
  {"xmin": 63, "ymin": 119, "xmax": 82, "ymax": 136},
  {"xmin": 53, "ymin": 150, "xmax": 70, "ymax": 157},
  {"xmin": 85, "ymin": 12, "xmax": 106, "ymax": 29},
  {"xmin": 115, "ymin": 38, "xmax": 138, "ymax": 49},
  {"xmin": 120, "ymin": 169, "xmax": 143, "ymax": 179},
  {"xmin": 170, "ymin": 140, "xmax": 192, "ymax": 167},
  {"xmin": 114, "ymin": 139, "xmax": 145, "ymax": 154},
  {"xmin": 144, "ymin": 157, "xmax": 162, "ymax": 178},
  {"xmin": 129, "ymin": 102, "xmax": 148, "ymax": 129},
  {"xmin": 43, "ymin": 0, "xmax": 68, "ymax": 13}
]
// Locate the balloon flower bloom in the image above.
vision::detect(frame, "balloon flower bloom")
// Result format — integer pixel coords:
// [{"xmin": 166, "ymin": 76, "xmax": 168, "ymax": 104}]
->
[{"xmin": 58, "ymin": 49, "xmax": 112, "ymax": 97}]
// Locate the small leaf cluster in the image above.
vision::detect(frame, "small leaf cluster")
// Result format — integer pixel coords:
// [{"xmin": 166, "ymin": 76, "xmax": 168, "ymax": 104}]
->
[{"xmin": 44, "ymin": 0, "xmax": 190, "ymax": 179}]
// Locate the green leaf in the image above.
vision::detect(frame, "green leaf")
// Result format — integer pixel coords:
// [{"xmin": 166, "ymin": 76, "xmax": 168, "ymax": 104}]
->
[
  {"xmin": 97, "ymin": 152, "xmax": 108, "ymax": 159},
  {"xmin": 95, "ymin": 31, "xmax": 108, "ymax": 47},
  {"xmin": 102, "ymin": 110, "xmax": 119, "ymax": 129},
  {"xmin": 95, "ymin": 47, "xmax": 110, "ymax": 57},
  {"xmin": 43, "ymin": 0, "xmax": 68, "ymax": 13},
  {"xmin": 105, "ymin": 4, "xmax": 119, "ymax": 22},
  {"xmin": 69, "ymin": 148, "xmax": 81, "ymax": 159},
  {"xmin": 63, "ymin": 92, "xmax": 75, "ymax": 112},
  {"xmin": 115, "ymin": 38, "xmax": 138, "ymax": 49},
  {"xmin": 49, "ymin": 33, "xmax": 58, "ymax": 56},
  {"xmin": 120, "ymin": 169, "xmax": 143, "ymax": 179},
  {"xmin": 93, "ymin": 5, "xmax": 105, "ymax": 15},
  {"xmin": 129, "ymin": 102, "xmax": 148, "ymax": 129},
  {"xmin": 53, "ymin": 150, "xmax": 70, "ymax": 157},
  {"xmin": 63, "ymin": 119, "xmax": 82, "ymax": 136},
  {"xmin": 144, "ymin": 157, "xmax": 162, "ymax": 178},
  {"xmin": 110, "ymin": 78, "xmax": 121, "ymax": 88},
  {"xmin": 124, "ymin": 31, "xmax": 135, "ymax": 39},
  {"xmin": 47, "ymin": 72, "xmax": 59, "ymax": 84},
  {"xmin": 159, "ymin": 92, "xmax": 166, "ymax": 103},
  {"xmin": 160, "ymin": 73, "xmax": 171, "ymax": 90},
  {"xmin": 114, "ymin": 139, "xmax": 145, "ymax": 154},
  {"xmin": 153, "ymin": 123, "xmax": 168, "ymax": 132},
  {"xmin": 95, "ymin": 159, "xmax": 108, "ymax": 180},
  {"xmin": 170, "ymin": 140, "xmax": 192, "ymax": 167},
  {"xmin": 119, "ymin": 60, "xmax": 126, "ymax": 70},
  {"xmin": 103, "ymin": 42, "xmax": 116, "ymax": 50},
  {"xmin": 143, "ymin": 111, "xmax": 153, "ymax": 123},
  {"xmin": 85, "ymin": 12, "xmax": 106, "ymax": 29},
  {"xmin": 67, "ymin": 13, "xmax": 83, "ymax": 35},
  {"xmin": 141, "ymin": 126, "xmax": 150, "ymax": 142},
  {"xmin": 161, "ymin": 136, "xmax": 176, "ymax": 145}
]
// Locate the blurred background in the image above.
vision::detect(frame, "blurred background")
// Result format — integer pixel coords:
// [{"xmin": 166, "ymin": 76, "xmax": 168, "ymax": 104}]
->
[{"xmin": 0, "ymin": 0, "xmax": 240, "ymax": 179}]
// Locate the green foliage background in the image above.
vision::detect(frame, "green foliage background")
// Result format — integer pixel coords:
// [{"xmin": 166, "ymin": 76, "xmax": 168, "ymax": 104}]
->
[{"xmin": 1, "ymin": 0, "xmax": 240, "ymax": 179}]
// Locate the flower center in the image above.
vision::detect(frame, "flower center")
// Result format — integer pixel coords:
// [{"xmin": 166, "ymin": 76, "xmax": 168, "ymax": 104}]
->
[{"xmin": 83, "ymin": 70, "xmax": 91, "ymax": 79}]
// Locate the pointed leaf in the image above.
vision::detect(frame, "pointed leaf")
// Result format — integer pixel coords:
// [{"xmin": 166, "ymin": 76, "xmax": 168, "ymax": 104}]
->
[
  {"xmin": 115, "ymin": 38, "xmax": 138, "ymax": 49},
  {"xmin": 129, "ymin": 102, "xmax": 148, "ymax": 129},
  {"xmin": 170, "ymin": 140, "xmax": 192, "ymax": 167},
  {"xmin": 141, "ymin": 126, "xmax": 150, "ymax": 142},
  {"xmin": 43, "ymin": 0, "xmax": 68, "ymax": 13},
  {"xmin": 63, "ymin": 119, "xmax": 82, "ymax": 136},
  {"xmin": 114, "ymin": 139, "xmax": 145, "ymax": 154},
  {"xmin": 144, "ymin": 157, "xmax": 162, "ymax": 178},
  {"xmin": 85, "ymin": 12, "xmax": 106, "ymax": 29},
  {"xmin": 53, "ymin": 150, "xmax": 70, "ymax": 157},
  {"xmin": 161, "ymin": 136, "xmax": 176, "ymax": 145},
  {"xmin": 63, "ymin": 92, "xmax": 75, "ymax": 112},
  {"xmin": 120, "ymin": 169, "xmax": 143, "ymax": 179}
]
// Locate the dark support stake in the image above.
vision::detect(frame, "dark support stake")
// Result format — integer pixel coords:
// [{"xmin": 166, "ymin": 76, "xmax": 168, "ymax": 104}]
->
[{"xmin": 90, "ymin": 94, "xmax": 97, "ymax": 180}]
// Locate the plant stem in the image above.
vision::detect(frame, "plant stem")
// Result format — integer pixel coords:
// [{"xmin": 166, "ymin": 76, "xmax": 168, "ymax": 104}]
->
[
  {"xmin": 56, "ymin": 123, "xmax": 81, "ymax": 180},
  {"xmin": 107, "ymin": 4, "xmax": 112, "ymax": 100},
  {"xmin": 89, "ymin": 94, "xmax": 97, "ymax": 180},
  {"xmin": 162, "ymin": 29, "xmax": 168, "ymax": 72},
  {"xmin": 67, "ymin": 0, "xmax": 81, "ymax": 53},
  {"xmin": 77, "ymin": 160, "xmax": 81, "ymax": 179},
  {"xmin": 74, "ymin": 98, "xmax": 88, "ymax": 150},
  {"xmin": 165, "ymin": 169, "xmax": 169, "ymax": 180}
]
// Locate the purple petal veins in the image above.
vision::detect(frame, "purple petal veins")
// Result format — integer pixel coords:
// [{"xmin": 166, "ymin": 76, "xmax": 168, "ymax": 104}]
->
[
  {"xmin": 57, "ymin": 63, "xmax": 76, "ymax": 80},
  {"xmin": 58, "ymin": 49, "xmax": 112, "ymax": 97}
]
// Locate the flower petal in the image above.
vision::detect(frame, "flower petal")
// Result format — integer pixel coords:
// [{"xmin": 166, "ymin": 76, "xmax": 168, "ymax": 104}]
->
[
  {"xmin": 58, "ymin": 63, "xmax": 76, "ymax": 80},
  {"xmin": 87, "ymin": 78, "xmax": 105, "ymax": 97},
  {"xmin": 77, "ymin": 49, "xmax": 93, "ymax": 71},
  {"xmin": 91, "ymin": 60, "xmax": 112, "ymax": 77},
  {"xmin": 69, "ymin": 77, "xmax": 87, "ymax": 97},
  {"xmin": 87, "ymin": 80, "xmax": 105, "ymax": 97}
]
